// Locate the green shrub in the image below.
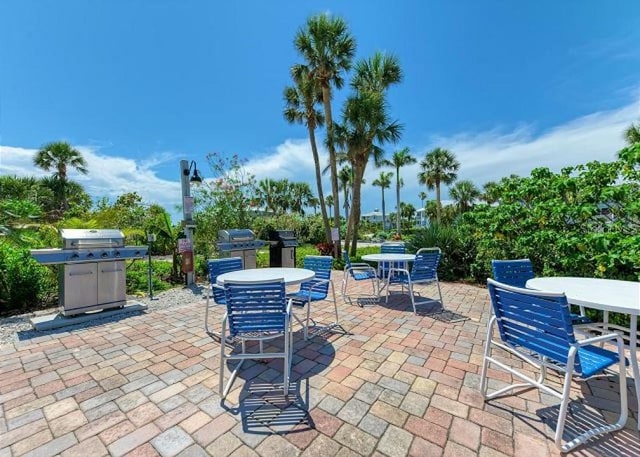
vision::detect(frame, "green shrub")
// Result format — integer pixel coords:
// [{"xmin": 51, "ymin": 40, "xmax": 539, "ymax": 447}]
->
[
  {"xmin": 126, "ymin": 260, "xmax": 174, "ymax": 295},
  {"xmin": 0, "ymin": 246, "xmax": 56, "ymax": 312}
]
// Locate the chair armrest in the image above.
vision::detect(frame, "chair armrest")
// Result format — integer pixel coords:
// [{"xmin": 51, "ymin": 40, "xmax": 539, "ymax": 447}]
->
[
  {"xmin": 211, "ymin": 283, "xmax": 224, "ymax": 291},
  {"xmin": 388, "ymin": 267, "xmax": 410, "ymax": 276},
  {"xmin": 577, "ymin": 332, "xmax": 624, "ymax": 347},
  {"xmin": 286, "ymin": 299, "xmax": 293, "ymax": 315},
  {"xmin": 345, "ymin": 264, "xmax": 377, "ymax": 272}
]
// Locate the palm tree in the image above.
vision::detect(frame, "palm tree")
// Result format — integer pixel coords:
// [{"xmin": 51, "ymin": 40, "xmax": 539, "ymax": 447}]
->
[
  {"xmin": 284, "ymin": 66, "xmax": 331, "ymax": 239},
  {"xmin": 383, "ymin": 147, "xmax": 416, "ymax": 235},
  {"xmin": 335, "ymin": 52, "xmax": 403, "ymax": 254},
  {"xmin": 295, "ymin": 14, "xmax": 356, "ymax": 252},
  {"xmin": 256, "ymin": 178, "xmax": 278, "ymax": 214},
  {"xmin": 33, "ymin": 141, "xmax": 88, "ymax": 214},
  {"xmin": 625, "ymin": 122, "xmax": 640, "ymax": 145},
  {"xmin": 372, "ymin": 171, "xmax": 393, "ymax": 230},
  {"xmin": 450, "ymin": 180, "xmax": 480, "ymax": 213},
  {"xmin": 290, "ymin": 182, "xmax": 314, "ymax": 215},
  {"xmin": 337, "ymin": 165, "xmax": 354, "ymax": 223},
  {"xmin": 481, "ymin": 181, "xmax": 500, "ymax": 204},
  {"xmin": 418, "ymin": 191, "xmax": 427, "ymax": 226},
  {"xmin": 325, "ymin": 194, "xmax": 334, "ymax": 214},
  {"xmin": 417, "ymin": 147, "xmax": 460, "ymax": 223}
]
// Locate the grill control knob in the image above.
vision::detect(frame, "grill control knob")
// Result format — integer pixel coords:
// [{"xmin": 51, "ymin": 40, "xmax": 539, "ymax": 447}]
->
[
  {"xmin": 101, "ymin": 252, "xmax": 109, "ymax": 259},
  {"xmin": 87, "ymin": 252, "xmax": 94, "ymax": 259},
  {"xmin": 135, "ymin": 251, "xmax": 141, "ymax": 257},
  {"xmin": 115, "ymin": 251, "xmax": 121, "ymax": 258},
  {"xmin": 71, "ymin": 253, "xmax": 80, "ymax": 260}
]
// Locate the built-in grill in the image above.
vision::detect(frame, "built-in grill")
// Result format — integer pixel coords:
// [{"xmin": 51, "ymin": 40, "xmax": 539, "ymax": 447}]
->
[
  {"xmin": 30, "ymin": 229, "xmax": 148, "ymax": 316},
  {"xmin": 268, "ymin": 230, "xmax": 298, "ymax": 268},
  {"xmin": 217, "ymin": 229, "xmax": 265, "ymax": 269}
]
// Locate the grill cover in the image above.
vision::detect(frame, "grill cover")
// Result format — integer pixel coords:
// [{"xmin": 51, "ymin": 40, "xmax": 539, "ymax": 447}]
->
[
  {"xmin": 218, "ymin": 229, "xmax": 256, "ymax": 243},
  {"xmin": 268, "ymin": 230, "xmax": 298, "ymax": 247}
]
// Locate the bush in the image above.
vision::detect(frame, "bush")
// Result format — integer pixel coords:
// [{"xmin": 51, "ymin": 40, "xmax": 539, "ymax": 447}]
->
[
  {"xmin": 126, "ymin": 260, "xmax": 174, "ymax": 295},
  {"xmin": 0, "ymin": 246, "xmax": 56, "ymax": 313},
  {"xmin": 406, "ymin": 224, "xmax": 475, "ymax": 281}
]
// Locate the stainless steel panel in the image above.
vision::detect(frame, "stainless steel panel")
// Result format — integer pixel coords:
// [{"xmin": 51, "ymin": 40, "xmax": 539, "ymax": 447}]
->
[
  {"xmin": 243, "ymin": 250, "xmax": 257, "ymax": 269},
  {"xmin": 61, "ymin": 263, "xmax": 98, "ymax": 313},
  {"xmin": 97, "ymin": 261, "xmax": 126, "ymax": 307},
  {"xmin": 280, "ymin": 247, "xmax": 295, "ymax": 268}
]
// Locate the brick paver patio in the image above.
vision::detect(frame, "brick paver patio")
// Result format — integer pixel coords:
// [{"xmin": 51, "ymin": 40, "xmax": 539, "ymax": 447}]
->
[{"xmin": 1, "ymin": 271, "xmax": 638, "ymax": 456}]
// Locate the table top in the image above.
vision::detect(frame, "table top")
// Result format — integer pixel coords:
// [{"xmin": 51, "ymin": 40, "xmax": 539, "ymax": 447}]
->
[
  {"xmin": 362, "ymin": 253, "xmax": 416, "ymax": 262},
  {"xmin": 216, "ymin": 267, "xmax": 315, "ymax": 286},
  {"xmin": 526, "ymin": 277, "xmax": 640, "ymax": 315}
]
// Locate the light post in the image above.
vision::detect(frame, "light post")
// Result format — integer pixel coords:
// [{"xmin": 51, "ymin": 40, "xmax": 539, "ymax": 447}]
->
[{"xmin": 180, "ymin": 159, "xmax": 202, "ymax": 285}]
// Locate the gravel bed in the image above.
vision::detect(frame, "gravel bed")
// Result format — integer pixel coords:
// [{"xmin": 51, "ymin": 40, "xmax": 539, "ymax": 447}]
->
[{"xmin": 0, "ymin": 283, "xmax": 208, "ymax": 348}]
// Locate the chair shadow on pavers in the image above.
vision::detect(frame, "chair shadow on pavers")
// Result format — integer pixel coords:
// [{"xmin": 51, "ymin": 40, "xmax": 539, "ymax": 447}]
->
[
  {"xmin": 379, "ymin": 289, "xmax": 469, "ymax": 323},
  {"xmin": 221, "ymin": 331, "xmax": 337, "ymax": 437}
]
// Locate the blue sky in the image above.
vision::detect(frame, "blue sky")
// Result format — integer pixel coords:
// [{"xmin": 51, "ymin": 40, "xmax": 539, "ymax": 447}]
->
[{"xmin": 1, "ymin": 0, "xmax": 639, "ymax": 220}]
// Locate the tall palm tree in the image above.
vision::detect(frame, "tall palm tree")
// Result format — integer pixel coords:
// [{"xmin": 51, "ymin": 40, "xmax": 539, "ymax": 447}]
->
[
  {"xmin": 372, "ymin": 171, "xmax": 393, "ymax": 230},
  {"xmin": 417, "ymin": 147, "xmax": 460, "ymax": 223},
  {"xmin": 256, "ymin": 178, "xmax": 278, "ymax": 214},
  {"xmin": 284, "ymin": 66, "xmax": 331, "ymax": 239},
  {"xmin": 290, "ymin": 182, "xmax": 314, "ymax": 215},
  {"xmin": 449, "ymin": 180, "xmax": 480, "ymax": 213},
  {"xmin": 325, "ymin": 195, "xmax": 334, "ymax": 214},
  {"xmin": 33, "ymin": 141, "xmax": 88, "ymax": 214},
  {"xmin": 418, "ymin": 191, "xmax": 427, "ymax": 226},
  {"xmin": 383, "ymin": 147, "xmax": 416, "ymax": 235},
  {"xmin": 337, "ymin": 165, "xmax": 354, "ymax": 223},
  {"xmin": 295, "ymin": 14, "xmax": 356, "ymax": 252},
  {"xmin": 625, "ymin": 122, "xmax": 640, "ymax": 145},
  {"xmin": 335, "ymin": 52, "xmax": 403, "ymax": 254}
]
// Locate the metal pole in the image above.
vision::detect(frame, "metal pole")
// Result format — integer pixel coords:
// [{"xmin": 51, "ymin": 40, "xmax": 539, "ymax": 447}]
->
[
  {"xmin": 147, "ymin": 233, "xmax": 156, "ymax": 299},
  {"xmin": 180, "ymin": 160, "xmax": 195, "ymax": 285}
]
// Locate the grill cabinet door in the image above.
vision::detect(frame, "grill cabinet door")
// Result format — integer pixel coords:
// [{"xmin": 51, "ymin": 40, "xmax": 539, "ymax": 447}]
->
[
  {"xmin": 97, "ymin": 260, "xmax": 127, "ymax": 306},
  {"xmin": 62, "ymin": 263, "xmax": 98, "ymax": 312},
  {"xmin": 243, "ymin": 251, "xmax": 257, "ymax": 269}
]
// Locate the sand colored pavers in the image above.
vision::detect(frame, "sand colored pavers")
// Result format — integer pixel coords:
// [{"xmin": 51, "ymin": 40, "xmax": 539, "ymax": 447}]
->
[{"xmin": 0, "ymin": 270, "xmax": 638, "ymax": 456}]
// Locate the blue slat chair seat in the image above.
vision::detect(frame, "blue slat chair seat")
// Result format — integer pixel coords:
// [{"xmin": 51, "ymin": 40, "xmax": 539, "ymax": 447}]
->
[
  {"xmin": 342, "ymin": 251, "xmax": 380, "ymax": 305},
  {"xmin": 219, "ymin": 279, "xmax": 293, "ymax": 400},
  {"xmin": 481, "ymin": 279, "xmax": 628, "ymax": 452},
  {"xmin": 205, "ymin": 257, "xmax": 244, "ymax": 336},
  {"xmin": 287, "ymin": 255, "xmax": 338, "ymax": 340}
]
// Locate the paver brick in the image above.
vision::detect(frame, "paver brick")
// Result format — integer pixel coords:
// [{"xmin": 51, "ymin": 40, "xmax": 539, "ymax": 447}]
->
[
  {"xmin": 99, "ymin": 419, "xmax": 137, "ymax": 445},
  {"xmin": 334, "ymin": 423, "xmax": 377, "ymax": 456},
  {"xmin": 370, "ymin": 400, "xmax": 408, "ymax": 427},
  {"xmin": 22, "ymin": 432, "xmax": 77, "ymax": 457},
  {"xmin": 151, "ymin": 426, "xmax": 194, "ymax": 457},
  {"xmin": 61, "ymin": 436, "xmax": 108, "ymax": 457},
  {"xmin": 9, "ymin": 428, "xmax": 52, "ymax": 456},
  {"xmin": 192, "ymin": 412, "xmax": 236, "ymax": 447},
  {"xmin": 377, "ymin": 424, "xmax": 414, "ymax": 457},
  {"xmin": 107, "ymin": 422, "xmax": 161, "ymax": 457},
  {"xmin": 50, "ymin": 409, "xmax": 87, "ymax": 437}
]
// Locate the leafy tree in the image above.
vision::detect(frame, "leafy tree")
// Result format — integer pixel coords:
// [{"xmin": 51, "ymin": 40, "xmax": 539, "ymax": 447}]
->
[
  {"xmin": 295, "ymin": 13, "xmax": 356, "ymax": 249},
  {"xmin": 383, "ymin": 147, "xmax": 416, "ymax": 235},
  {"xmin": 450, "ymin": 180, "xmax": 480, "ymax": 213},
  {"xmin": 624, "ymin": 122, "xmax": 640, "ymax": 145},
  {"xmin": 372, "ymin": 171, "xmax": 393, "ymax": 230},
  {"xmin": 283, "ymin": 68, "xmax": 331, "ymax": 239},
  {"xmin": 290, "ymin": 182, "xmax": 314, "ymax": 215},
  {"xmin": 335, "ymin": 52, "xmax": 403, "ymax": 255},
  {"xmin": 33, "ymin": 141, "xmax": 88, "ymax": 215},
  {"xmin": 256, "ymin": 178, "xmax": 279, "ymax": 214},
  {"xmin": 400, "ymin": 202, "xmax": 416, "ymax": 225},
  {"xmin": 481, "ymin": 180, "xmax": 500, "ymax": 204},
  {"xmin": 418, "ymin": 147, "xmax": 460, "ymax": 223}
]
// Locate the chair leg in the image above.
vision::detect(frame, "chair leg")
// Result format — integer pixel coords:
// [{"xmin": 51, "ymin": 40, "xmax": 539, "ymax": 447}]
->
[
  {"xmin": 330, "ymin": 281, "xmax": 339, "ymax": 324},
  {"xmin": 554, "ymin": 367, "xmax": 575, "ymax": 450},
  {"xmin": 284, "ymin": 317, "xmax": 291, "ymax": 398},
  {"xmin": 408, "ymin": 280, "xmax": 417, "ymax": 314},
  {"xmin": 479, "ymin": 316, "xmax": 496, "ymax": 397},
  {"xmin": 219, "ymin": 318, "xmax": 227, "ymax": 398}
]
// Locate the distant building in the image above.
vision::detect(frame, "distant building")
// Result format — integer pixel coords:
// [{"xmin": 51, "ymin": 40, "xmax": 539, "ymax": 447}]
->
[{"xmin": 361, "ymin": 209, "xmax": 384, "ymax": 224}]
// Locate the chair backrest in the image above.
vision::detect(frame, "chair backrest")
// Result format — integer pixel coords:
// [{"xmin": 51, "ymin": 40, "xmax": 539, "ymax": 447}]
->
[
  {"xmin": 409, "ymin": 247, "xmax": 441, "ymax": 281},
  {"xmin": 223, "ymin": 279, "xmax": 287, "ymax": 337},
  {"xmin": 343, "ymin": 250, "xmax": 352, "ymax": 269},
  {"xmin": 486, "ymin": 278, "xmax": 582, "ymax": 373},
  {"xmin": 208, "ymin": 257, "xmax": 243, "ymax": 302},
  {"xmin": 491, "ymin": 259, "xmax": 534, "ymax": 288},
  {"xmin": 300, "ymin": 255, "xmax": 332, "ymax": 297},
  {"xmin": 381, "ymin": 242, "xmax": 406, "ymax": 254}
]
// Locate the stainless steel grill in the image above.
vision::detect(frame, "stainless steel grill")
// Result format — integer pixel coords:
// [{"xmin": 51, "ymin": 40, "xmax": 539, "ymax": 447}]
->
[
  {"xmin": 30, "ymin": 229, "xmax": 148, "ymax": 316},
  {"xmin": 216, "ymin": 229, "xmax": 265, "ymax": 269},
  {"xmin": 268, "ymin": 230, "xmax": 298, "ymax": 268}
]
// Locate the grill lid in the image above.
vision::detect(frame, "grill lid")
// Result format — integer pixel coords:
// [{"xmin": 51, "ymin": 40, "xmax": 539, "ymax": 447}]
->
[
  {"xmin": 218, "ymin": 229, "xmax": 256, "ymax": 242},
  {"xmin": 60, "ymin": 229, "xmax": 125, "ymax": 249},
  {"xmin": 268, "ymin": 229, "xmax": 296, "ymax": 241}
]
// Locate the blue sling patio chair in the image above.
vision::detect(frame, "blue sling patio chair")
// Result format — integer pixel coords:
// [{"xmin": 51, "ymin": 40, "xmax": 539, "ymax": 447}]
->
[
  {"xmin": 379, "ymin": 241, "xmax": 407, "ymax": 280},
  {"xmin": 342, "ymin": 250, "xmax": 380, "ymax": 306},
  {"xmin": 491, "ymin": 259, "xmax": 592, "ymax": 325},
  {"xmin": 204, "ymin": 257, "xmax": 243, "ymax": 338},
  {"xmin": 219, "ymin": 279, "xmax": 293, "ymax": 400},
  {"xmin": 481, "ymin": 279, "xmax": 627, "ymax": 453},
  {"xmin": 287, "ymin": 255, "xmax": 339, "ymax": 340},
  {"xmin": 385, "ymin": 247, "xmax": 448, "ymax": 316}
]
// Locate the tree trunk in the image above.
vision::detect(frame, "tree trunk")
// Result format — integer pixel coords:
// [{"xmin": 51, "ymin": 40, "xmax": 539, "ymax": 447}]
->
[
  {"xmin": 308, "ymin": 125, "xmax": 332, "ymax": 242},
  {"xmin": 396, "ymin": 170, "xmax": 401, "ymax": 235},
  {"xmin": 436, "ymin": 180, "xmax": 442, "ymax": 223},
  {"xmin": 349, "ymin": 163, "xmax": 366, "ymax": 256},
  {"xmin": 321, "ymin": 84, "xmax": 341, "ymax": 256},
  {"xmin": 381, "ymin": 188, "xmax": 386, "ymax": 232}
]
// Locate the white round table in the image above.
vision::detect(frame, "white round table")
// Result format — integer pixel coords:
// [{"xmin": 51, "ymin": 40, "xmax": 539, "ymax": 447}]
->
[
  {"xmin": 361, "ymin": 253, "xmax": 416, "ymax": 262},
  {"xmin": 216, "ymin": 267, "xmax": 315, "ymax": 286},
  {"xmin": 527, "ymin": 276, "xmax": 640, "ymax": 428}
]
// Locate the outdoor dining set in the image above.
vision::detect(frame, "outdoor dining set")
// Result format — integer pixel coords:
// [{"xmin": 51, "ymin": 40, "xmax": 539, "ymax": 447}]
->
[{"xmin": 202, "ymin": 241, "xmax": 640, "ymax": 453}]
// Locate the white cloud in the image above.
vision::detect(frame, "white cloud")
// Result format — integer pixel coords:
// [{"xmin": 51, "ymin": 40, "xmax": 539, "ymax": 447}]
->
[
  {"xmin": 0, "ymin": 144, "xmax": 181, "ymax": 214},
  {"xmin": 1, "ymin": 94, "xmax": 638, "ymax": 220}
]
